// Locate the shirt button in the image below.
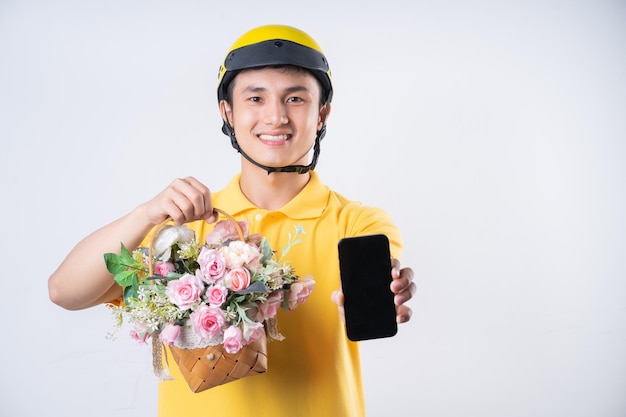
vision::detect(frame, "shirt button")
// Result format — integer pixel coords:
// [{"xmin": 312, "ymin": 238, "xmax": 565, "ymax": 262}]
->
[{"xmin": 255, "ymin": 214, "xmax": 262, "ymax": 221}]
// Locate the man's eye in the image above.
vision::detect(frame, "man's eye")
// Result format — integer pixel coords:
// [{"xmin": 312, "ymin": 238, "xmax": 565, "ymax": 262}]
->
[
  {"xmin": 248, "ymin": 97, "xmax": 262, "ymax": 102},
  {"xmin": 287, "ymin": 97, "xmax": 303, "ymax": 103}
]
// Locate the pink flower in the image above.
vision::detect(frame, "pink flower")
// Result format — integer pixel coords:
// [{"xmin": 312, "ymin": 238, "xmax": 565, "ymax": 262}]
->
[
  {"xmin": 158, "ymin": 323, "xmax": 181, "ymax": 346},
  {"xmin": 197, "ymin": 247, "xmax": 227, "ymax": 283},
  {"xmin": 247, "ymin": 233, "xmax": 264, "ymax": 247},
  {"xmin": 190, "ymin": 304, "xmax": 226, "ymax": 339},
  {"xmin": 206, "ymin": 284, "xmax": 228, "ymax": 306},
  {"xmin": 130, "ymin": 323, "xmax": 150, "ymax": 345},
  {"xmin": 242, "ymin": 320, "xmax": 264, "ymax": 343},
  {"xmin": 154, "ymin": 261, "xmax": 176, "ymax": 277},
  {"xmin": 256, "ymin": 291, "xmax": 283, "ymax": 321},
  {"xmin": 222, "ymin": 325, "xmax": 244, "ymax": 354},
  {"xmin": 287, "ymin": 275, "xmax": 315, "ymax": 310},
  {"xmin": 221, "ymin": 241, "xmax": 260, "ymax": 268},
  {"xmin": 205, "ymin": 231, "xmax": 222, "ymax": 247},
  {"xmin": 165, "ymin": 273, "xmax": 204, "ymax": 310},
  {"xmin": 224, "ymin": 267, "xmax": 251, "ymax": 291},
  {"xmin": 212, "ymin": 219, "xmax": 249, "ymax": 243}
]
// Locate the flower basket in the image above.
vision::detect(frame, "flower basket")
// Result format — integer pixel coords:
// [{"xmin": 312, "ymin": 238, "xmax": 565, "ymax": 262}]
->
[
  {"xmin": 105, "ymin": 208, "xmax": 315, "ymax": 393},
  {"xmin": 149, "ymin": 209, "xmax": 267, "ymax": 392}
]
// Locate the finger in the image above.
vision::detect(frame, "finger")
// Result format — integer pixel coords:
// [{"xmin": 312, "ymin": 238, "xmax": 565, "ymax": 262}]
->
[
  {"xmin": 159, "ymin": 178, "xmax": 211, "ymax": 224},
  {"xmin": 205, "ymin": 211, "xmax": 218, "ymax": 224},
  {"xmin": 143, "ymin": 178, "xmax": 205, "ymax": 225},
  {"xmin": 396, "ymin": 304, "xmax": 413, "ymax": 324},
  {"xmin": 182, "ymin": 177, "xmax": 214, "ymax": 221},
  {"xmin": 390, "ymin": 258, "xmax": 406, "ymax": 283},
  {"xmin": 394, "ymin": 281, "xmax": 416, "ymax": 306},
  {"xmin": 391, "ymin": 258, "xmax": 401, "ymax": 272},
  {"xmin": 331, "ymin": 289, "xmax": 344, "ymax": 306},
  {"xmin": 391, "ymin": 266, "xmax": 414, "ymax": 294},
  {"xmin": 161, "ymin": 198, "xmax": 187, "ymax": 225},
  {"xmin": 171, "ymin": 177, "xmax": 211, "ymax": 220},
  {"xmin": 330, "ymin": 290, "xmax": 345, "ymax": 324}
]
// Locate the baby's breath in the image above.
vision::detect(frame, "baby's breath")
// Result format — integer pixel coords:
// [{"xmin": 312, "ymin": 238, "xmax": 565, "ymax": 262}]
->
[
  {"xmin": 178, "ymin": 239, "xmax": 200, "ymax": 260},
  {"xmin": 122, "ymin": 284, "xmax": 187, "ymax": 333},
  {"xmin": 132, "ymin": 249, "xmax": 144, "ymax": 264},
  {"xmin": 106, "ymin": 304, "xmax": 125, "ymax": 340}
]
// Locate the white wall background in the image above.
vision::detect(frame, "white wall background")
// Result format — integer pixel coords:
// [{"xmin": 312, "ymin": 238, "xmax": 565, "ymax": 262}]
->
[{"xmin": 1, "ymin": 1, "xmax": 625, "ymax": 416}]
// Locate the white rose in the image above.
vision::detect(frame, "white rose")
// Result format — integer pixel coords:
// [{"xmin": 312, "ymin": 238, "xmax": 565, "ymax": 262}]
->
[
  {"xmin": 221, "ymin": 241, "xmax": 260, "ymax": 269},
  {"xmin": 152, "ymin": 225, "xmax": 195, "ymax": 260}
]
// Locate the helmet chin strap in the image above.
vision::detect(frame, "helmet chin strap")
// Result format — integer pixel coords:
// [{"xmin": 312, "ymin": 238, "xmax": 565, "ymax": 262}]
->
[{"xmin": 222, "ymin": 121, "xmax": 327, "ymax": 175}]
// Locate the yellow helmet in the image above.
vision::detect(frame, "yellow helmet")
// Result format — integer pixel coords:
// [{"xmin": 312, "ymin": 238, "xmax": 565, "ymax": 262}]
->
[{"xmin": 217, "ymin": 24, "xmax": 333, "ymax": 104}]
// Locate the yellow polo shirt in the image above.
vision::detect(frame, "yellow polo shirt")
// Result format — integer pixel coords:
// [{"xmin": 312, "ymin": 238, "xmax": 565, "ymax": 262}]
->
[{"xmin": 157, "ymin": 171, "xmax": 403, "ymax": 417}]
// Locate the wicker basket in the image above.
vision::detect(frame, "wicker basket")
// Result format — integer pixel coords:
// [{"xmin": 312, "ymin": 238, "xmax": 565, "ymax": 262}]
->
[
  {"xmin": 169, "ymin": 332, "xmax": 268, "ymax": 392},
  {"xmin": 149, "ymin": 208, "xmax": 269, "ymax": 393}
]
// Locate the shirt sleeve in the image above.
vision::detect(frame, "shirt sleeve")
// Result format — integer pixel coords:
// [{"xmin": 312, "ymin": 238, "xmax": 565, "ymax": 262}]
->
[{"xmin": 340, "ymin": 201, "xmax": 404, "ymax": 260}]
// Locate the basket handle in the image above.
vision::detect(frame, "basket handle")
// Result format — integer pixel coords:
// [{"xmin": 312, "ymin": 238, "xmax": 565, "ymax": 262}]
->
[{"xmin": 147, "ymin": 208, "xmax": 244, "ymax": 276}]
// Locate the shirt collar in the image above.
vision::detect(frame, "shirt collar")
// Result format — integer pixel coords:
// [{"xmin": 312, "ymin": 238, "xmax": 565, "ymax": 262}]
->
[{"xmin": 215, "ymin": 171, "xmax": 329, "ymax": 220}]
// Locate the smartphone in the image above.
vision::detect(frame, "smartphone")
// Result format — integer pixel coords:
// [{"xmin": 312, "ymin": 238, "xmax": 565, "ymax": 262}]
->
[{"xmin": 338, "ymin": 234, "xmax": 397, "ymax": 341}]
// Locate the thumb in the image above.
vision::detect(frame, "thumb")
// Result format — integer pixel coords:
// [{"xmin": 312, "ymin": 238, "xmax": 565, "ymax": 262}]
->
[
  {"xmin": 204, "ymin": 209, "xmax": 218, "ymax": 224},
  {"xmin": 331, "ymin": 290, "xmax": 344, "ymax": 306}
]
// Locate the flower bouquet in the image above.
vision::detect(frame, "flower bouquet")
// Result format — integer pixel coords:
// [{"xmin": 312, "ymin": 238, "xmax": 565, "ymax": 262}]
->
[{"xmin": 104, "ymin": 209, "xmax": 315, "ymax": 392}]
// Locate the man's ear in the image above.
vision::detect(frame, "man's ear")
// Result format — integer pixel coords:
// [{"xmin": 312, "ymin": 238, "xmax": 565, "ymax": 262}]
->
[
  {"xmin": 318, "ymin": 103, "xmax": 331, "ymax": 131},
  {"xmin": 220, "ymin": 100, "xmax": 233, "ymax": 127}
]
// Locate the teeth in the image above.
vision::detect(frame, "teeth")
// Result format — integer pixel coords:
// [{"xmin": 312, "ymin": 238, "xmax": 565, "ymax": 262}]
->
[{"xmin": 258, "ymin": 134, "xmax": 288, "ymax": 141}]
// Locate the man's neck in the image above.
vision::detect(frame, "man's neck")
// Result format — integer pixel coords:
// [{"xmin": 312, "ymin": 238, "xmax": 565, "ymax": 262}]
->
[{"xmin": 239, "ymin": 164, "xmax": 311, "ymax": 210}]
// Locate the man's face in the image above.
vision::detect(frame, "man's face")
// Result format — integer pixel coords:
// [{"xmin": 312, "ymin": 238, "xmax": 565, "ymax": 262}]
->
[{"xmin": 221, "ymin": 67, "xmax": 325, "ymax": 171}]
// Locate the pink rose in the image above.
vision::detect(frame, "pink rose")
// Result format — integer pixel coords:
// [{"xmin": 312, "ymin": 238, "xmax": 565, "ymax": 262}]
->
[
  {"xmin": 222, "ymin": 325, "xmax": 244, "ymax": 354},
  {"xmin": 287, "ymin": 275, "xmax": 315, "ymax": 310},
  {"xmin": 158, "ymin": 323, "xmax": 181, "ymax": 346},
  {"xmin": 212, "ymin": 219, "xmax": 249, "ymax": 242},
  {"xmin": 154, "ymin": 261, "xmax": 176, "ymax": 277},
  {"xmin": 130, "ymin": 323, "xmax": 150, "ymax": 345},
  {"xmin": 256, "ymin": 291, "xmax": 283, "ymax": 321},
  {"xmin": 206, "ymin": 284, "xmax": 228, "ymax": 306},
  {"xmin": 190, "ymin": 304, "xmax": 226, "ymax": 339},
  {"xmin": 205, "ymin": 231, "xmax": 222, "ymax": 247},
  {"xmin": 197, "ymin": 247, "xmax": 227, "ymax": 283},
  {"xmin": 242, "ymin": 320, "xmax": 264, "ymax": 343},
  {"xmin": 247, "ymin": 233, "xmax": 264, "ymax": 247},
  {"xmin": 165, "ymin": 273, "xmax": 204, "ymax": 310},
  {"xmin": 224, "ymin": 267, "xmax": 251, "ymax": 292}
]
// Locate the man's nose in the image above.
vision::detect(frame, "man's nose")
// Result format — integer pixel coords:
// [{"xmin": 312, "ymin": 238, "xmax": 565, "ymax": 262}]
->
[{"xmin": 263, "ymin": 100, "xmax": 288, "ymax": 125}]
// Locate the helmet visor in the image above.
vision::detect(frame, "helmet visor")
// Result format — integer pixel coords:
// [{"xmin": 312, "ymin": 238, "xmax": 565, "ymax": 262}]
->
[{"xmin": 218, "ymin": 39, "xmax": 332, "ymax": 103}]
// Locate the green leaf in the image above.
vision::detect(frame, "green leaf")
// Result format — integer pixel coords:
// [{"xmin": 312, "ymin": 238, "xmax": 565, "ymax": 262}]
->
[
  {"xmin": 103, "ymin": 253, "xmax": 127, "ymax": 275},
  {"xmin": 260, "ymin": 238, "xmax": 274, "ymax": 264},
  {"xmin": 113, "ymin": 269, "xmax": 138, "ymax": 287},
  {"xmin": 123, "ymin": 283, "xmax": 139, "ymax": 304},
  {"xmin": 120, "ymin": 243, "xmax": 134, "ymax": 261},
  {"xmin": 278, "ymin": 225, "xmax": 305, "ymax": 261},
  {"xmin": 235, "ymin": 281, "xmax": 268, "ymax": 295},
  {"xmin": 104, "ymin": 243, "xmax": 137, "ymax": 273},
  {"xmin": 104, "ymin": 243, "xmax": 148, "ymax": 286},
  {"xmin": 144, "ymin": 272, "xmax": 182, "ymax": 282}
]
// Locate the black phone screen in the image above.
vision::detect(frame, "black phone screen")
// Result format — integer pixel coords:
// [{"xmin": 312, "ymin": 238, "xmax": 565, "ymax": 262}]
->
[{"xmin": 338, "ymin": 234, "xmax": 397, "ymax": 341}]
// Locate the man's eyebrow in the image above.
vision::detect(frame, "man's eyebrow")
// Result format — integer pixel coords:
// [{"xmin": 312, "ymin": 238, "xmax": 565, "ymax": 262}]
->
[
  {"xmin": 241, "ymin": 86, "xmax": 266, "ymax": 94},
  {"xmin": 284, "ymin": 86, "xmax": 311, "ymax": 94},
  {"xmin": 240, "ymin": 85, "xmax": 311, "ymax": 94}
]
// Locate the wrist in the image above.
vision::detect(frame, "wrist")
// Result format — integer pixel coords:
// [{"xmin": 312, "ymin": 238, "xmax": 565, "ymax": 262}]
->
[{"xmin": 127, "ymin": 204, "xmax": 160, "ymax": 235}]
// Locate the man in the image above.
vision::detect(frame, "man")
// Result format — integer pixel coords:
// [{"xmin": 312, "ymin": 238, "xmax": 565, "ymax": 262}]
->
[{"xmin": 49, "ymin": 24, "xmax": 416, "ymax": 416}]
